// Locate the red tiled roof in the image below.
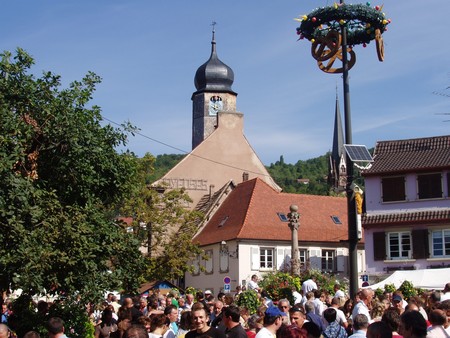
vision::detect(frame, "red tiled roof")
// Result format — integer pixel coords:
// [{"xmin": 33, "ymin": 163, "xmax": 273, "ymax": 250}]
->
[
  {"xmin": 363, "ymin": 208, "xmax": 450, "ymax": 227},
  {"xmin": 193, "ymin": 178, "xmax": 349, "ymax": 246},
  {"xmin": 116, "ymin": 216, "xmax": 133, "ymax": 226},
  {"xmin": 363, "ymin": 135, "xmax": 450, "ymax": 176}
]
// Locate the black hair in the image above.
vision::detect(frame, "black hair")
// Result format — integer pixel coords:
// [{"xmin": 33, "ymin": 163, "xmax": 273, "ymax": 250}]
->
[
  {"xmin": 47, "ymin": 317, "xmax": 64, "ymax": 335},
  {"xmin": 400, "ymin": 311, "xmax": 427, "ymax": 338},
  {"xmin": 223, "ymin": 305, "xmax": 240, "ymax": 323},
  {"xmin": 323, "ymin": 308, "xmax": 337, "ymax": 324}
]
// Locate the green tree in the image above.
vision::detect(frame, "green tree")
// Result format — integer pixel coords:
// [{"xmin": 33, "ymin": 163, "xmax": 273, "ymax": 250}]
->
[
  {"xmin": 0, "ymin": 49, "xmax": 146, "ymax": 304},
  {"xmin": 116, "ymin": 153, "xmax": 204, "ymax": 282}
]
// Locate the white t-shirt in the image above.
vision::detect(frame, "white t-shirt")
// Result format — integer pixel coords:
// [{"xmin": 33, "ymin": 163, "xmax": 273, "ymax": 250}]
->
[
  {"xmin": 248, "ymin": 279, "xmax": 259, "ymax": 291},
  {"xmin": 302, "ymin": 279, "xmax": 318, "ymax": 294},
  {"xmin": 440, "ymin": 292, "xmax": 450, "ymax": 301},
  {"xmin": 334, "ymin": 290, "xmax": 345, "ymax": 299},
  {"xmin": 293, "ymin": 291, "xmax": 302, "ymax": 305},
  {"xmin": 352, "ymin": 301, "xmax": 372, "ymax": 323},
  {"xmin": 322, "ymin": 309, "xmax": 347, "ymax": 328},
  {"xmin": 255, "ymin": 327, "xmax": 275, "ymax": 338},
  {"xmin": 335, "ymin": 308, "xmax": 347, "ymax": 326},
  {"xmin": 313, "ymin": 298, "xmax": 326, "ymax": 316}
]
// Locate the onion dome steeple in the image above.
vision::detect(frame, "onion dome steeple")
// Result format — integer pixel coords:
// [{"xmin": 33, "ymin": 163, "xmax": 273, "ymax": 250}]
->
[{"xmin": 193, "ymin": 25, "xmax": 236, "ymax": 95}]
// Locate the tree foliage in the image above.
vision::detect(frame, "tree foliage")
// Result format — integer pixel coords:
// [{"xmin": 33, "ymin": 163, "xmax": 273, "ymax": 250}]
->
[
  {"xmin": 0, "ymin": 49, "xmax": 146, "ymax": 302},
  {"xmin": 115, "ymin": 153, "xmax": 204, "ymax": 282},
  {"xmin": 267, "ymin": 154, "xmax": 331, "ymax": 195},
  {"xmin": 236, "ymin": 290, "xmax": 261, "ymax": 315},
  {"xmin": 259, "ymin": 272, "xmax": 301, "ymax": 305},
  {"xmin": 146, "ymin": 154, "xmax": 186, "ymax": 183}
]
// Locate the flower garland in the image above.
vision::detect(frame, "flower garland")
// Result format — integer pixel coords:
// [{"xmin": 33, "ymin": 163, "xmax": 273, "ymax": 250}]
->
[{"xmin": 296, "ymin": 3, "xmax": 391, "ymax": 47}]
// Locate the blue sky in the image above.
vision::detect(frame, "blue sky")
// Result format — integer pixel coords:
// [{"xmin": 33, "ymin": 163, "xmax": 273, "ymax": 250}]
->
[{"xmin": 2, "ymin": 1, "xmax": 449, "ymax": 164}]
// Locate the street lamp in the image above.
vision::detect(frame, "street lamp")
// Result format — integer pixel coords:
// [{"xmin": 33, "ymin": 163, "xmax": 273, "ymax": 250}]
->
[{"xmin": 288, "ymin": 205, "xmax": 300, "ymax": 276}]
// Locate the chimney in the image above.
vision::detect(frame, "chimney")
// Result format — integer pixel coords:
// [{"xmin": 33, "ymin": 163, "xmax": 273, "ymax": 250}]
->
[
  {"xmin": 242, "ymin": 172, "xmax": 249, "ymax": 182},
  {"xmin": 209, "ymin": 184, "xmax": 215, "ymax": 200}
]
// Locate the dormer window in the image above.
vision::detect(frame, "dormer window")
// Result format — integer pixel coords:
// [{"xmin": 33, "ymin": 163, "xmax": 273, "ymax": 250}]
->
[
  {"xmin": 331, "ymin": 216, "xmax": 342, "ymax": 224},
  {"xmin": 277, "ymin": 213, "xmax": 289, "ymax": 222},
  {"xmin": 218, "ymin": 216, "xmax": 229, "ymax": 227}
]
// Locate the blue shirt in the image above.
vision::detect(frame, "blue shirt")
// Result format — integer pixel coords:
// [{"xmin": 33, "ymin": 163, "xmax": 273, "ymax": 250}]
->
[
  {"xmin": 323, "ymin": 321, "xmax": 348, "ymax": 338},
  {"xmin": 349, "ymin": 329, "xmax": 367, "ymax": 338}
]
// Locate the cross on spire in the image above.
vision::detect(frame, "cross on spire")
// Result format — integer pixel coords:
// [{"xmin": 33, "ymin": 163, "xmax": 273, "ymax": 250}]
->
[{"xmin": 211, "ymin": 21, "xmax": 217, "ymax": 42}]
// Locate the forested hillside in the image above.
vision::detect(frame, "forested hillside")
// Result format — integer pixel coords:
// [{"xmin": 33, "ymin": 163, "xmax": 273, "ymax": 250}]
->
[
  {"xmin": 150, "ymin": 153, "xmax": 338, "ymax": 196},
  {"xmin": 147, "ymin": 154, "xmax": 186, "ymax": 183},
  {"xmin": 267, "ymin": 154, "xmax": 331, "ymax": 195}
]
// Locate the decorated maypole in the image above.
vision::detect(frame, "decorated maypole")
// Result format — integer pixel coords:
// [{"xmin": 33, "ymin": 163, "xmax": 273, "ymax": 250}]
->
[{"xmin": 295, "ymin": 2, "xmax": 390, "ymax": 297}]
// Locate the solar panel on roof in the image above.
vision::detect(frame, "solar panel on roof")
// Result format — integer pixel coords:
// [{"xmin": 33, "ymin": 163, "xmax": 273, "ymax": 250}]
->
[{"xmin": 343, "ymin": 144, "xmax": 373, "ymax": 162}]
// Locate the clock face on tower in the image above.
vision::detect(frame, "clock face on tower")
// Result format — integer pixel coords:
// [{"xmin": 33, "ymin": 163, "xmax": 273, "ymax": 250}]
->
[{"xmin": 209, "ymin": 95, "xmax": 223, "ymax": 116}]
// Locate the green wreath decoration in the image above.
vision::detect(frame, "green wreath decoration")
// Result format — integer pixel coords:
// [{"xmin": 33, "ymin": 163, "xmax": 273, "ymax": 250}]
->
[{"xmin": 296, "ymin": 3, "xmax": 390, "ymax": 46}]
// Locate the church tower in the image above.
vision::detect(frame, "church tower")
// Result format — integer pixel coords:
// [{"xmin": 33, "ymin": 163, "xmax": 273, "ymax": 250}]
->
[
  {"xmin": 191, "ymin": 27, "xmax": 237, "ymax": 149},
  {"xmin": 328, "ymin": 93, "xmax": 347, "ymax": 192}
]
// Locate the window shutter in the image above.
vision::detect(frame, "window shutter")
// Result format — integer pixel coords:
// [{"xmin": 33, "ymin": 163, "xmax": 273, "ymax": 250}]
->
[
  {"xmin": 447, "ymin": 173, "xmax": 450, "ymax": 197},
  {"xmin": 251, "ymin": 247, "xmax": 260, "ymax": 270},
  {"xmin": 336, "ymin": 248, "xmax": 346, "ymax": 272},
  {"xmin": 205, "ymin": 250, "xmax": 213, "ymax": 274},
  {"xmin": 412, "ymin": 229, "xmax": 429, "ymax": 259},
  {"xmin": 219, "ymin": 251, "xmax": 229, "ymax": 273},
  {"xmin": 192, "ymin": 255, "xmax": 200, "ymax": 275},
  {"xmin": 309, "ymin": 249, "xmax": 321, "ymax": 269},
  {"xmin": 284, "ymin": 248, "xmax": 291, "ymax": 271},
  {"xmin": 373, "ymin": 232, "xmax": 386, "ymax": 261},
  {"xmin": 277, "ymin": 248, "xmax": 285, "ymax": 270}
]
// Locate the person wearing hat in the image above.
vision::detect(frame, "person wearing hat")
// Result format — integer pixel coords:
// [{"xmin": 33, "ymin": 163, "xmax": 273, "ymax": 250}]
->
[
  {"xmin": 255, "ymin": 306, "xmax": 286, "ymax": 338},
  {"xmin": 392, "ymin": 294, "xmax": 405, "ymax": 315}
]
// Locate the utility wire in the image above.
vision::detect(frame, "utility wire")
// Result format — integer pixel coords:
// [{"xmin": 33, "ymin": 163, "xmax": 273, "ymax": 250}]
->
[{"xmin": 103, "ymin": 116, "xmax": 275, "ymax": 179}]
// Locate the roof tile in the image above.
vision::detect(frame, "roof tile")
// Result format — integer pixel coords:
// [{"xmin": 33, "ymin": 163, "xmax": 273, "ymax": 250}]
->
[
  {"xmin": 363, "ymin": 208, "xmax": 450, "ymax": 227},
  {"xmin": 193, "ymin": 178, "xmax": 349, "ymax": 246},
  {"xmin": 363, "ymin": 135, "xmax": 450, "ymax": 175}
]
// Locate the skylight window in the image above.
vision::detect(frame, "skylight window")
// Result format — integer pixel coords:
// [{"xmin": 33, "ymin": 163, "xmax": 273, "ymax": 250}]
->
[
  {"xmin": 277, "ymin": 213, "xmax": 289, "ymax": 222},
  {"xmin": 218, "ymin": 216, "xmax": 229, "ymax": 227},
  {"xmin": 331, "ymin": 216, "xmax": 342, "ymax": 224}
]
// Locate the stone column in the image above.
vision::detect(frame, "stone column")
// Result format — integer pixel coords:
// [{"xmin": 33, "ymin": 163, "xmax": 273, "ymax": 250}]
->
[{"xmin": 288, "ymin": 204, "xmax": 300, "ymax": 276}]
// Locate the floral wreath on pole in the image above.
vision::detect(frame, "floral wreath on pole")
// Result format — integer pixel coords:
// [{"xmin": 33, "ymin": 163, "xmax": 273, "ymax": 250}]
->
[{"xmin": 295, "ymin": 3, "xmax": 391, "ymax": 73}]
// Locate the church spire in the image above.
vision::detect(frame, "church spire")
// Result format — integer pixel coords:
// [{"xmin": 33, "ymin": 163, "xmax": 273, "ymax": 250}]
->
[
  {"xmin": 328, "ymin": 90, "xmax": 346, "ymax": 192},
  {"xmin": 332, "ymin": 91, "xmax": 344, "ymax": 163}
]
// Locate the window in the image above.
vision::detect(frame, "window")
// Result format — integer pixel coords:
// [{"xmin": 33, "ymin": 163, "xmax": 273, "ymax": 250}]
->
[
  {"xmin": 260, "ymin": 248, "xmax": 274, "ymax": 270},
  {"xmin": 447, "ymin": 173, "xmax": 450, "ymax": 197},
  {"xmin": 277, "ymin": 213, "xmax": 289, "ymax": 222},
  {"xmin": 432, "ymin": 229, "xmax": 450, "ymax": 257},
  {"xmin": 218, "ymin": 216, "xmax": 229, "ymax": 227},
  {"xmin": 388, "ymin": 232, "xmax": 411, "ymax": 260},
  {"xmin": 331, "ymin": 216, "xmax": 342, "ymax": 224},
  {"xmin": 321, "ymin": 250, "xmax": 335, "ymax": 271},
  {"xmin": 417, "ymin": 173, "xmax": 442, "ymax": 199},
  {"xmin": 382, "ymin": 176, "xmax": 405, "ymax": 202}
]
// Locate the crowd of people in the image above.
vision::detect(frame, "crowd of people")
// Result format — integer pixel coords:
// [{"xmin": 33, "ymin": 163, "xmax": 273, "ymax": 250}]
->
[{"xmin": 0, "ymin": 279, "xmax": 449, "ymax": 338}]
